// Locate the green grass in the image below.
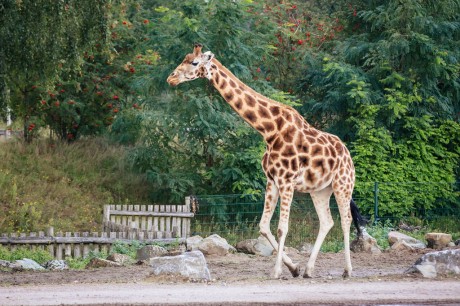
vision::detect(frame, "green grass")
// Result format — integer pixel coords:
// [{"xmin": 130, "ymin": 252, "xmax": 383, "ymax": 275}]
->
[
  {"xmin": 0, "ymin": 246, "xmax": 53, "ymax": 264},
  {"xmin": 0, "ymin": 137, "xmax": 154, "ymax": 232}
]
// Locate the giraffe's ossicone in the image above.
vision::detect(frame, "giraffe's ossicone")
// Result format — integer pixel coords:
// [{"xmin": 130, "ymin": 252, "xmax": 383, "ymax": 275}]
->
[{"xmin": 168, "ymin": 43, "xmax": 365, "ymax": 279}]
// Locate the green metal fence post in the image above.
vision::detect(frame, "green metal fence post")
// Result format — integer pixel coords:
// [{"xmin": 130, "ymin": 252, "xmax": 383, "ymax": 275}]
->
[{"xmin": 374, "ymin": 182, "xmax": 379, "ymax": 224}]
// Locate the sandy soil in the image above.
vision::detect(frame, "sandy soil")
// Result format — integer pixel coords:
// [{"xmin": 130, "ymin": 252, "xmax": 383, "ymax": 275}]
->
[{"xmin": 1, "ymin": 248, "xmax": 459, "ymax": 305}]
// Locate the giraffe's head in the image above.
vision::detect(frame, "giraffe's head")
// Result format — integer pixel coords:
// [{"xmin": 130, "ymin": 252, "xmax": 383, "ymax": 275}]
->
[{"xmin": 167, "ymin": 43, "xmax": 215, "ymax": 86}]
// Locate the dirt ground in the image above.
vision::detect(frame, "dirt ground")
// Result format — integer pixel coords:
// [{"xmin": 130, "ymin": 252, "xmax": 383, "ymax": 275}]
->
[{"xmin": 1, "ymin": 247, "xmax": 460, "ymax": 305}]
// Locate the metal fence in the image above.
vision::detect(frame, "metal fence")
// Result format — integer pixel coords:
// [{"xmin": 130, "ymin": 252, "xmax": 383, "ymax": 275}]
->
[{"xmin": 190, "ymin": 181, "xmax": 459, "ymax": 246}]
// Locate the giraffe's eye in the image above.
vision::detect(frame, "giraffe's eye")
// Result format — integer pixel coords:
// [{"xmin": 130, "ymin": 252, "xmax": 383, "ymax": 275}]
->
[{"xmin": 191, "ymin": 61, "xmax": 199, "ymax": 66}]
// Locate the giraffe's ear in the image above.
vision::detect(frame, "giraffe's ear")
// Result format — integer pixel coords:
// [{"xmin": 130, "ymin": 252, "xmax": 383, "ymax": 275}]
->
[
  {"xmin": 202, "ymin": 51, "xmax": 214, "ymax": 63},
  {"xmin": 193, "ymin": 43, "xmax": 203, "ymax": 56}
]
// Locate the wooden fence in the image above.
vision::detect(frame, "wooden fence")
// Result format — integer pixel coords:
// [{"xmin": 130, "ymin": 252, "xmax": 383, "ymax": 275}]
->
[
  {"xmin": 0, "ymin": 200, "xmax": 195, "ymax": 259},
  {"xmin": 0, "ymin": 227, "xmax": 186, "ymax": 260},
  {"xmin": 102, "ymin": 202, "xmax": 194, "ymax": 239}
]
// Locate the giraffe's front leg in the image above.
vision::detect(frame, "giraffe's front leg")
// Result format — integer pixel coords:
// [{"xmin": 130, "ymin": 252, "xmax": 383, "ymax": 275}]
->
[
  {"xmin": 259, "ymin": 180, "xmax": 299, "ymax": 278},
  {"xmin": 273, "ymin": 184, "xmax": 295, "ymax": 279}
]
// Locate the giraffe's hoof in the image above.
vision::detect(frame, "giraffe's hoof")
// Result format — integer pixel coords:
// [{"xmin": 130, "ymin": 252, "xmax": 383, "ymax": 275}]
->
[
  {"xmin": 303, "ymin": 272, "xmax": 313, "ymax": 279},
  {"xmin": 342, "ymin": 270, "xmax": 351, "ymax": 278},
  {"xmin": 289, "ymin": 264, "xmax": 300, "ymax": 278},
  {"xmin": 272, "ymin": 268, "xmax": 282, "ymax": 279}
]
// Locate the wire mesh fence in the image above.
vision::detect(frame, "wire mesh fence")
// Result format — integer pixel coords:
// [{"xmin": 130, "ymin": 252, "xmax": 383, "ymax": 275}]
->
[{"xmin": 190, "ymin": 181, "xmax": 459, "ymax": 247}]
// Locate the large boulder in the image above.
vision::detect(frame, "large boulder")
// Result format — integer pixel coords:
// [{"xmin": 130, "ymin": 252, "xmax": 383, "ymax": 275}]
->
[
  {"xmin": 198, "ymin": 234, "xmax": 235, "ymax": 256},
  {"xmin": 136, "ymin": 245, "xmax": 168, "ymax": 261},
  {"xmin": 150, "ymin": 250, "xmax": 211, "ymax": 281},
  {"xmin": 407, "ymin": 249, "xmax": 460, "ymax": 278},
  {"xmin": 388, "ymin": 231, "xmax": 426, "ymax": 250},
  {"xmin": 14, "ymin": 258, "xmax": 45, "ymax": 271},
  {"xmin": 236, "ymin": 236, "xmax": 275, "ymax": 257},
  {"xmin": 350, "ymin": 229, "xmax": 382, "ymax": 254},
  {"xmin": 425, "ymin": 233, "xmax": 452, "ymax": 249}
]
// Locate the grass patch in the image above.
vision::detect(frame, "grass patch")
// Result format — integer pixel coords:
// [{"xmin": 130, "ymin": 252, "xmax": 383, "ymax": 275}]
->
[
  {"xmin": 0, "ymin": 246, "xmax": 53, "ymax": 264},
  {"xmin": 0, "ymin": 137, "xmax": 154, "ymax": 232}
]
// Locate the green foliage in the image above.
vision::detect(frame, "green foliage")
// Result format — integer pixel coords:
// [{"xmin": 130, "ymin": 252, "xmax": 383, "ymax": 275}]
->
[
  {"xmin": 0, "ymin": 246, "xmax": 53, "ymax": 265},
  {"xmin": 0, "ymin": 0, "xmax": 114, "ymax": 140},
  {"xmin": 121, "ymin": 0, "xmax": 295, "ymax": 202},
  {"xmin": 366, "ymin": 220, "xmax": 394, "ymax": 250},
  {"xmin": 110, "ymin": 240, "xmax": 144, "ymax": 259}
]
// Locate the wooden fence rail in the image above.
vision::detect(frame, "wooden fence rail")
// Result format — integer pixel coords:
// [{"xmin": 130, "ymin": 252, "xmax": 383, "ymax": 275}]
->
[
  {"xmin": 0, "ymin": 201, "xmax": 194, "ymax": 259},
  {"xmin": 0, "ymin": 227, "xmax": 185, "ymax": 260}
]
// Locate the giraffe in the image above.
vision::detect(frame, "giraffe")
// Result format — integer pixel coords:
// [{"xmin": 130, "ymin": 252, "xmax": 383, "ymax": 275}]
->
[{"xmin": 167, "ymin": 44, "xmax": 364, "ymax": 279}]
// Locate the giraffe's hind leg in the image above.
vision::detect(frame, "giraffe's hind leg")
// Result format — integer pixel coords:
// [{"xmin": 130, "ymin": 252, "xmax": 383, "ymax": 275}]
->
[
  {"xmin": 335, "ymin": 191, "xmax": 353, "ymax": 278},
  {"xmin": 259, "ymin": 180, "xmax": 299, "ymax": 278},
  {"xmin": 304, "ymin": 187, "xmax": 334, "ymax": 278}
]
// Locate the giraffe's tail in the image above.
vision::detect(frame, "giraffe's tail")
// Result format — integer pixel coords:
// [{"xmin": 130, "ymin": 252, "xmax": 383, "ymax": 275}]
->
[{"xmin": 350, "ymin": 199, "xmax": 368, "ymax": 237}]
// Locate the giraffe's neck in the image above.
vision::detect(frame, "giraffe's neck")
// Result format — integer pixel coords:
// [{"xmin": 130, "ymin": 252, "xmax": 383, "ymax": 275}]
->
[{"xmin": 208, "ymin": 59, "xmax": 297, "ymax": 142}]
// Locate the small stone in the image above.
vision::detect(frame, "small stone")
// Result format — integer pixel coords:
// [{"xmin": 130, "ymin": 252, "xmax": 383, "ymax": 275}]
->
[
  {"xmin": 235, "ymin": 236, "xmax": 274, "ymax": 256},
  {"xmin": 186, "ymin": 235, "xmax": 203, "ymax": 252},
  {"xmin": 198, "ymin": 234, "xmax": 235, "ymax": 256},
  {"xmin": 136, "ymin": 245, "xmax": 168, "ymax": 261},
  {"xmin": 299, "ymin": 243, "xmax": 313, "ymax": 255},
  {"xmin": 85, "ymin": 257, "xmax": 122, "ymax": 269},
  {"xmin": 284, "ymin": 246, "xmax": 299, "ymax": 256},
  {"xmin": 425, "ymin": 233, "xmax": 452, "ymax": 249},
  {"xmin": 351, "ymin": 230, "xmax": 381, "ymax": 254},
  {"xmin": 107, "ymin": 253, "xmax": 133, "ymax": 265},
  {"xmin": 43, "ymin": 260, "xmax": 69, "ymax": 271},
  {"xmin": 236, "ymin": 238, "xmax": 258, "ymax": 254},
  {"xmin": 388, "ymin": 231, "xmax": 426, "ymax": 250},
  {"xmin": 0, "ymin": 259, "xmax": 21, "ymax": 270}
]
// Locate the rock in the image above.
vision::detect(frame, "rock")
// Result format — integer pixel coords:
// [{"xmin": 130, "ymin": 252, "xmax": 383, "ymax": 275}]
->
[
  {"xmin": 448, "ymin": 242, "xmax": 456, "ymax": 247},
  {"xmin": 150, "ymin": 250, "xmax": 211, "ymax": 281},
  {"xmin": 235, "ymin": 238, "xmax": 257, "ymax": 254},
  {"xmin": 43, "ymin": 260, "xmax": 69, "ymax": 271},
  {"xmin": 455, "ymin": 239, "xmax": 460, "ymax": 246},
  {"xmin": 198, "ymin": 234, "xmax": 235, "ymax": 256},
  {"xmin": 425, "ymin": 233, "xmax": 452, "ymax": 249},
  {"xmin": 136, "ymin": 245, "xmax": 168, "ymax": 261},
  {"xmin": 284, "ymin": 246, "xmax": 299, "ymax": 256},
  {"xmin": 388, "ymin": 231, "xmax": 426, "ymax": 250},
  {"xmin": 85, "ymin": 257, "xmax": 122, "ymax": 269},
  {"xmin": 14, "ymin": 258, "xmax": 45, "ymax": 271},
  {"xmin": 107, "ymin": 253, "xmax": 133, "ymax": 265},
  {"xmin": 351, "ymin": 229, "xmax": 382, "ymax": 254},
  {"xmin": 0, "ymin": 259, "xmax": 22, "ymax": 270},
  {"xmin": 407, "ymin": 249, "xmax": 460, "ymax": 278},
  {"xmin": 255, "ymin": 236, "xmax": 275, "ymax": 256},
  {"xmin": 299, "ymin": 243, "xmax": 314, "ymax": 255},
  {"xmin": 167, "ymin": 244, "xmax": 187, "ymax": 256},
  {"xmin": 186, "ymin": 235, "xmax": 203, "ymax": 251},
  {"xmin": 236, "ymin": 236, "xmax": 274, "ymax": 257}
]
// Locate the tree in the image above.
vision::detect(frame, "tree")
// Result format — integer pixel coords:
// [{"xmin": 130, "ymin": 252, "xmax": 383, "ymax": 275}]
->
[
  {"xmin": 111, "ymin": 0, "xmax": 293, "ymax": 202},
  {"xmin": 296, "ymin": 0, "xmax": 460, "ymax": 216},
  {"xmin": 0, "ymin": 0, "xmax": 110, "ymax": 141}
]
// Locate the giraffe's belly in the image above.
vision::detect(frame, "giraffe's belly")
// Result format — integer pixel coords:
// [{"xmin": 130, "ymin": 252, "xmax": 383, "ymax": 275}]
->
[{"xmin": 294, "ymin": 167, "xmax": 333, "ymax": 193}]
